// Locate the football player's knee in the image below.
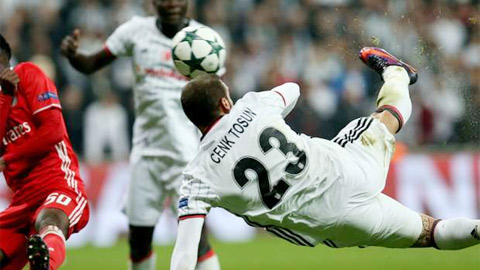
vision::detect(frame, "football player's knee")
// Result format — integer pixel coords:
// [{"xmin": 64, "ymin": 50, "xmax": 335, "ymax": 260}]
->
[
  {"xmin": 35, "ymin": 208, "xmax": 69, "ymax": 236},
  {"xmin": 128, "ymin": 226, "xmax": 154, "ymax": 260}
]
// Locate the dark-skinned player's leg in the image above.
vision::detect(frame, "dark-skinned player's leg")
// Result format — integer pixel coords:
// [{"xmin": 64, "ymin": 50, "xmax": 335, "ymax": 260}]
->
[
  {"xmin": 29, "ymin": 208, "xmax": 70, "ymax": 270},
  {"xmin": 126, "ymin": 155, "xmax": 161, "ymax": 270},
  {"xmin": 28, "ymin": 188, "xmax": 90, "ymax": 270},
  {"xmin": 128, "ymin": 225, "xmax": 156, "ymax": 267}
]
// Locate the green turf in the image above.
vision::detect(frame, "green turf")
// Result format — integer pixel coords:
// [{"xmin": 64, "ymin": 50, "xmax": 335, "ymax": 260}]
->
[{"xmin": 60, "ymin": 236, "xmax": 480, "ymax": 270}]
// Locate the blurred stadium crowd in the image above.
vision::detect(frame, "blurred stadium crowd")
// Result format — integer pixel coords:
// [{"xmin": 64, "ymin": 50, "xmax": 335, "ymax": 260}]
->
[{"xmin": 0, "ymin": 0, "xmax": 478, "ymax": 163}]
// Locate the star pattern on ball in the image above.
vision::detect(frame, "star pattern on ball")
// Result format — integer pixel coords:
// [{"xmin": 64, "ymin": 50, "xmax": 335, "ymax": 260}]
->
[
  {"xmin": 172, "ymin": 27, "xmax": 225, "ymax": 77},
  {"xmin": 179, "ymin": 30, "xmax": 209, "ymax": 72},
  {"xmin": 207, "ymin": 40, "xmax": 223, "ymax": 58},
  {"xmin": 183, "ymin": 30, "xmax": 198, "ymax": 46},
  {"xmin": 182, "ymin": 54, "xmax": 206, "ymax": 73}
]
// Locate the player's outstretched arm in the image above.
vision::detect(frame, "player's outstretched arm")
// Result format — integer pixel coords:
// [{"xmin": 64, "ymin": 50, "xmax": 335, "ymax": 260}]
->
[
  {"xmin": 171, "ymin": 218, "xmax": 205, "ymax": 270},
  {"xmin": 60, "ymin": 29, "xmax": 116, "ymax": 74},
  {"xmin": 270, "ymin": 82, "xmax": 300, "ymax": 118}
]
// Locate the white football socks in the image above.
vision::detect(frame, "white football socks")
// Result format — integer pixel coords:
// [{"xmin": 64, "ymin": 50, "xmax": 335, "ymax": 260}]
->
[
  {"xmin": 196, "ymin": 254, "xmax": 221, "ymax": 270},
  {"xmin": 434, "ymin": 218, "xmax": 480, "ymax": 250},
  {"xmin": 129, "ymin": 253, "xmax": 156, "ymax": 270},
  {"xmin": 39, "ymin": 225, "xmax": 66, "ymax": 243},
  {"xmin": 377, "ymin": 66, "xmax": 412, "ymax": 130}
]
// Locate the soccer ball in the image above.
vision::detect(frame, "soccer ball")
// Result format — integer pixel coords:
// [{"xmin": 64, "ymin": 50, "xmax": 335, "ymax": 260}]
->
[{"xmin": 172, "ymin": 26, "xmax": 226, "ymax": 78}]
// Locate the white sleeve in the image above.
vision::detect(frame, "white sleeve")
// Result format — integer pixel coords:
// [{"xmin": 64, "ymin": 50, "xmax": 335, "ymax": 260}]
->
[
  {"xmin": 170, "ymin": 218, "xmax": 204, "ymax": 270},
  {"xmin": 105, "ymin": 18, "xmax": 137, "ymax": 57},
  {"xmin": 272, "ymin": 82, "xmax": 300, "ymax": 117},
  {"xmin": 256, "ymin": 82, "xmax": 300, "ymax": 118},
  {"xmin": 178, "ymin": 175, "xmax": 218, "ymax": 219}
]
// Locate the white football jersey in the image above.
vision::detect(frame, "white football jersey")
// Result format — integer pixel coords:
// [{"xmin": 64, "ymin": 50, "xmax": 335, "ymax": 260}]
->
[
  {"xmin": 105, "ymin": 16, "xmax": 202, "ymax": 159},
  {"xmin": 178, "ymin": 83, "xmax": 357, "ymax": 247}
]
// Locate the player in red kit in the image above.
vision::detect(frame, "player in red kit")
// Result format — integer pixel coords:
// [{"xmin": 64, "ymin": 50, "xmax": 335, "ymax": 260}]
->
[{"xmin": 0, "ymin": 34, "xmax": 89, "ymax": 270}]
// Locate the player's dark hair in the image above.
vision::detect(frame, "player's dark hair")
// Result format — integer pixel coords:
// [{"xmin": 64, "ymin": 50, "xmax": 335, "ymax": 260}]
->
[
  {"xmin": 0, "ymin": 34, "xmax": 12, "ymax": 61},
  {"xmin": 181, "ymin": 74, "xmax": 228, "ymax": 128}
]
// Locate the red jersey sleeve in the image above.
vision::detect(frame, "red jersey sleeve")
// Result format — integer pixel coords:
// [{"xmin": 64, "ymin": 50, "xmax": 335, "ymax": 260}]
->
[
  {"xmin": 15, "ymin": 62, "xmax": 62, "ymax": 115},
  {"xmin": 2, "ymin": 108, "xmax": 64, "ymax": 163}
]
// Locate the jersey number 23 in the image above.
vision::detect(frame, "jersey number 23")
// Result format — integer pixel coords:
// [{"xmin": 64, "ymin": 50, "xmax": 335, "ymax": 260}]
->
[{"xmin": 233, "ymin": 127, "xmax": 307, "ymax": 209}]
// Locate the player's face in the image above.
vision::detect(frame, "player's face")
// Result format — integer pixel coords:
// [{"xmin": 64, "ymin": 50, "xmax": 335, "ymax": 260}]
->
[{"xmin": 153, "ymin": 0, "xmax": 188, "ymax": 25}]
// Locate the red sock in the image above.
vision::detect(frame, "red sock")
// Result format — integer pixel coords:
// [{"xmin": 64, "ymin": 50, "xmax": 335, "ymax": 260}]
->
[{"xmin": 40, "ymin": 226, "xmax": 66, "ymax": 270}]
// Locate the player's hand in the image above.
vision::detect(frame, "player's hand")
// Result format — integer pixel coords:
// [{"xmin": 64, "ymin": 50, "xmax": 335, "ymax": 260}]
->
[
  {"xmin": 0, "ymin": 157, "xmax": 6, "ymax": 172},
  {"xmin": 0, "ymin": 68, "xmax": 19, "ymax": 96},
  {"xmin": 60, "ymin": 29, "xmax": 80, "ymax": 59}
]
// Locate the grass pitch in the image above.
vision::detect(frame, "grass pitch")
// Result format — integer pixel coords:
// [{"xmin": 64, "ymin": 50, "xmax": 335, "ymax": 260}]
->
[{"xmin": 60, "ymin": 236, "xmax": 480, "ymax": 270}]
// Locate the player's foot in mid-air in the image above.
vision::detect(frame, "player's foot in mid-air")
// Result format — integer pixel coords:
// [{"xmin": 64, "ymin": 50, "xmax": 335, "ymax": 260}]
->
[
  {"xmin": 27, "ymin": 235, "xmax": 49, "ymax": 270},
  {"xmin": 359, "ymin": 47, "xmax": 418, "ymax": 85}
]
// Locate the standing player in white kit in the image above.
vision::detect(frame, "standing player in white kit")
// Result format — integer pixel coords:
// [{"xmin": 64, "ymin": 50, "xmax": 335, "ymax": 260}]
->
[
  {"xmin": 60, "ymin": 1, "xmax": 220, "ymax": 270},
  {"xmin": 170, "ymin": 47, "xmax": 480, "ymax": 269}
]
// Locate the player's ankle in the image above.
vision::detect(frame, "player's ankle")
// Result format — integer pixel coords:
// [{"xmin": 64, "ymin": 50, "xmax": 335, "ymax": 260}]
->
[
  {"xmin": 376, "ymin": 66, "xmax": 412, "ymax": 132},
  {"xmin": 39, "ymin": 225, "xmax": 66, "ymax": 242},
  {"xmin": 129, "ymin": 252, "xmax": 156, "ymax": 270},
  {"xmin": 196, "ymin": 253, "xmax": 220, "ymax": 270},
  {"xmin": 382, "ymin": 66, "xmax": 409, "ymax": 84},
  {"xmin": 40, "ymin": 227, "xmax": 67, "ymax": 270}
]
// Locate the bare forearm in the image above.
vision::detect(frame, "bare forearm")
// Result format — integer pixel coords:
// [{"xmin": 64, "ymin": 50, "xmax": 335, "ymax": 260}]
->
[
  {"xmin": 67, "ymin": 52, "xmax": 110, "ymax": 75},
  {"xmin": 61, "ymin": 30, "xmax": 114, "ymax": 74}
]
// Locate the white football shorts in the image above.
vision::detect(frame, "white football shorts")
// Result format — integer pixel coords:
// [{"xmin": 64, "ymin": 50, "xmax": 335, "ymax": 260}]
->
[
  {"xmin": 125, "ymin": 152, "xmax": 189, "ymax": 226},
  {"xmin": 319, "ymin": 116, "xmax": 423, "ymax": 248}
]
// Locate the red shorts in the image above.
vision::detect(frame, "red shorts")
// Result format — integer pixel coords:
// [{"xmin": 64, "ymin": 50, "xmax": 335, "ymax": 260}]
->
[{"xmin": 0, "ymin": 186, "xmax": 89, "ymax": 261}]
